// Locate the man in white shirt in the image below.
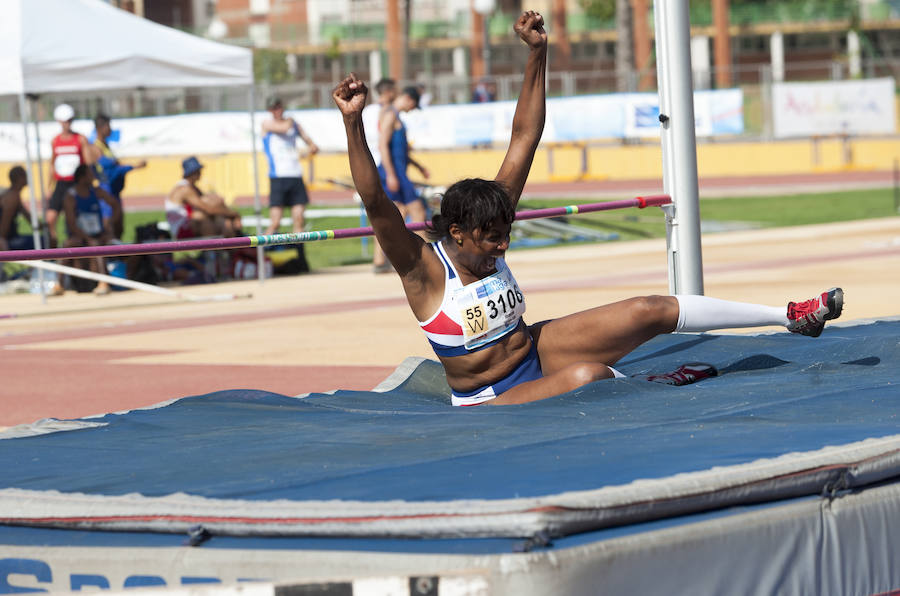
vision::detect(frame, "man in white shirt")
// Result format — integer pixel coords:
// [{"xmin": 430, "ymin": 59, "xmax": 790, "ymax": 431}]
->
[{"xmin": 261, "ymin": 97, "xmax": 319, "ymax": 236}]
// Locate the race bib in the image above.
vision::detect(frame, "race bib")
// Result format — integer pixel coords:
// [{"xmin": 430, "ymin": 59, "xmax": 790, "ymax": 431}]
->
[
  {"xmin": 455, "ymin": 265, "xmax": 526, "ymax": 350},
  {"xmin": 54, "ymin": 153, "xmax": 80, "ymax": 178},
  {"xmin": 77, "ymin": 212, "xmax": 102, "ymax": 236}
]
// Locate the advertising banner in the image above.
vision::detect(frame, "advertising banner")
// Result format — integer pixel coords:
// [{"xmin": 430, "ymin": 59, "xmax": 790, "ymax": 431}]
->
[
  {"xmin": 772, "ymin": 77, "xmax": 897, "ymax": 138},
  {"xmin": 0, "ymin": 89, "xmax": 744, "ymax": 162}
]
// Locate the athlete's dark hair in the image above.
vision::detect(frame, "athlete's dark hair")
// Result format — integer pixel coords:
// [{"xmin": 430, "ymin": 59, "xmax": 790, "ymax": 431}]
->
[
  {"xmin": 94, "ymin": 113, "xmax": 111, "ymax": 127},
  {"xmin": 73, "ymin": 164, "xmax": 91, "ymax": 183},
  {"xmin": 375, "ymin": 78, "xmax": 396, "ymax": 94},
  {"xmin": 8, "ymin": 165, "xmax": 26, "ymax": 185},
  {"xmin": 427, "ymin": 178, "xmax": 515, "ymax": 241}
]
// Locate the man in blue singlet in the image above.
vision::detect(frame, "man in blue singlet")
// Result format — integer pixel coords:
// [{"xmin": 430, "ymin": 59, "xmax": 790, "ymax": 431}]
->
[
  {"xmin": 362, "ymin": 78, "xmax": 398, "ymax": 272},
  {"xmin": 92, "ymin": 113, "xmax": 147, "ymax": 239},
  {"xmin": 375, "ymin": 86, "xmax": 430, "ymax": 273}
]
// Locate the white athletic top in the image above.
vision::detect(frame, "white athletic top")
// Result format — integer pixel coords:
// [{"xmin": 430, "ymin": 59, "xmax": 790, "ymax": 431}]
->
[
  {"xmin": 262, "ymin": 117, "xmax": 303, "ymax": 179},
  {"xmin": 419, "ymin": 241, "xmax": 526, "ymax": 357}
]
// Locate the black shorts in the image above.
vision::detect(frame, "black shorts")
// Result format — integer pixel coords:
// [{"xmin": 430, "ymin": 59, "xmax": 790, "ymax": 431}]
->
[
  {"xmin": 268, "ymin": 177, "xmax": 309, "ymax": 208},
  {"xmin": 48, "ymin": 180, "xmax": 74, "ymax": 212}
]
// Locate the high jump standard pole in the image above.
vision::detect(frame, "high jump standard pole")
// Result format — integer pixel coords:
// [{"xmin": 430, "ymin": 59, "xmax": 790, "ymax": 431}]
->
[{"xmin": 654, "ymin": 0, "xmax": 705, "ymax": 295}]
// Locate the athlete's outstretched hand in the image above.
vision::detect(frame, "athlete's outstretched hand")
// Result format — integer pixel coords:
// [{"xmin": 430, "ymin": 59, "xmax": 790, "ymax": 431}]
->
[
  {"xmin": 514, "ymin": 10, "xmax": 547, "ymax": 50},
  {"xmin": 333, "ymin": 73, "xmax": 368, "ymax": 118}
]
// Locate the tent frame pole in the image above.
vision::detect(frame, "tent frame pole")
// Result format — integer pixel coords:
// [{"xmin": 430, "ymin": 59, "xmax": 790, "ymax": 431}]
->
[
  {"xmin": 248, "ymin": 84, "xmax": 265, "ymax": 284},
  {"xmin": 17, "ymin": 92, "xmax": 46, "ymax": 303},
  {"xmin": 28, "ymin": 95, "xmax": 49, "ymax": 251}
]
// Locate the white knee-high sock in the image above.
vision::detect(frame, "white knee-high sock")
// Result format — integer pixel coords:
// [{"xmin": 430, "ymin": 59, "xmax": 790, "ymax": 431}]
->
[{"xmin": 675, "ymin": 294, "xmax": 788, "ymax": 332}]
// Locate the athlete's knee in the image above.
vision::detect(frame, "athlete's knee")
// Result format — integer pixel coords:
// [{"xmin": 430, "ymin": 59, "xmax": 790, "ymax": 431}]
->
[
  {"xmin": 561, "ymin": 362, "xmax": 616, "ymax": 390},
  {"xmin": 629, "ymin": 295, "xmax": 679, "ymax": 333}
]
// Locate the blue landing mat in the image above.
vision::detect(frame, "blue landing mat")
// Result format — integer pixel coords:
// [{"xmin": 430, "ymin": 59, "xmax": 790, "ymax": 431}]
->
[{"xmin": 2, "ymin": 320, "xmax": 898, "ymax": 505}]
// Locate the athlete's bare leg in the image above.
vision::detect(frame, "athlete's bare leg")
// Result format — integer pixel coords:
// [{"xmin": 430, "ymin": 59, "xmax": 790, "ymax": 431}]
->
[
  {"xmin": 489, "ymin": 296, "xmax": 680, "ymax": 405},
  {"xmin": 405, "ymin": 199, "xmax": 426, "ymax": 223},
  {"xmin": 531, "ymin": 295, "xmax": 679, "ymax": 374},
  {"xmin": 46, "ymin": 209, "xmax": 60, "ymax": 248},
  {"xmin": 290, "ymin": 204, "xmax": 306, "ymax": 234},
  {"xmin": 266, "ymin": 205, "xmax": 284, "ymax": 235},
  {"xmin": 489, "ymin": 362, "xmax": 616, "ymax": 405}
]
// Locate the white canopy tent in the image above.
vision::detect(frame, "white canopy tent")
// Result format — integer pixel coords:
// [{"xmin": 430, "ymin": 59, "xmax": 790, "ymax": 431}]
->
[{"xmin": 0, "ymin": 0, "xmax": 264, "ymax": 294}]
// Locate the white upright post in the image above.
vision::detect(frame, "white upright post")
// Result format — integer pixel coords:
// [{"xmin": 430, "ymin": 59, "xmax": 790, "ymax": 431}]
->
[
  {"xmin": 654, "ymin": 0, "xmax": 704, "ymax": 296},
  {"xmin": 847, "ymin": 30, "xmax": 861, "ymax": 79},
  {"xmin": 248, "ymin": 84, "xmax": 265, "ymax": 284},
  {"xmin": 690, "ymin": 36, "xmax": 711, "ymax": 90},
  {"xmin": 770, "ymin": 31, "xmax": 785, "ymax": 83},
  {"xmin": 369, "ymin": 50, "xmax": 383, "ymax": 84},
  {"xmin": 17, "ymin": 93, "xmax": 46, "ymax": 303}
]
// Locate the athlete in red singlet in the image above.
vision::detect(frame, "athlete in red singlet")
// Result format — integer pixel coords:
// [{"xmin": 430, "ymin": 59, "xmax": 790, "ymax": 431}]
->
[{"xmin": 47, "ymin": 104, "xmax": 92, "ymax": 249}]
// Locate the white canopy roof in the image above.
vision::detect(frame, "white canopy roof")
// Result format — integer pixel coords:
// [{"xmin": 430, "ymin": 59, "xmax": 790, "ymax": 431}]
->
[{"xmin": 0, "ymin": 0, "xmax": 253, "ymax": 96}]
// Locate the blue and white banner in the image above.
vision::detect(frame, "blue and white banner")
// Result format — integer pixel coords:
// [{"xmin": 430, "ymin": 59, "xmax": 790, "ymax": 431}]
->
[
  {"xmin": 0, "ymin": 89, "xmax": 744, "ymax": 162},
  {"xmin": 772, "ymin": 77, "xmax": 897, "ymax": 138}
]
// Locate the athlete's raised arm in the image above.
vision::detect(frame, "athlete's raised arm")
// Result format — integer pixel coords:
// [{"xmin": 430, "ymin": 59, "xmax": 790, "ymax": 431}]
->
[
  {"xmin": 332, "ymin": 74, "xmax": 425, "ymax": 276},
  {"xmin": 495, "ymin": 11, "xmax": 547, "ymax": 208}
]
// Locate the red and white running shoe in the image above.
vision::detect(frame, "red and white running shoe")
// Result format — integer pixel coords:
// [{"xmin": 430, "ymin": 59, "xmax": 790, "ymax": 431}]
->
[
  {"xmin": 787, "ymin": 287, "xmax": 844, "ymax": 338},
  {"xmin": 645, "ymin": 363, "xmax": 718, "ymax": 386}
]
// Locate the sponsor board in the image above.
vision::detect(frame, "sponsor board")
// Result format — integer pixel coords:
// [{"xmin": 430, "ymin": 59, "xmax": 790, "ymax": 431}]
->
[
  {"xmin": 772, "ymin": 77, "xmax": 897, "ymax": 138},
  {"xmin": 0, "ymin": 90, "xmax": 744, "ymax": 162}
]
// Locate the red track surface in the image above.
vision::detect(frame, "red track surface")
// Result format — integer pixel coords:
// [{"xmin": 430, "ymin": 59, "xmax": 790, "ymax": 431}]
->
[{"xmin": 2, "ymin": 348, "xmax": 392, "ymax": 425}]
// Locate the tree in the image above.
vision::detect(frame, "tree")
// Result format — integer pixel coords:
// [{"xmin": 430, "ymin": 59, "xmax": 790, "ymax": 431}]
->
[
  {"xmin": 615, "ymin": 0, "xmax": 633, "ymax": 91},
  {"xmin": 578, "ymin": 0, "xmax": 615, "ymax": 21},
  {"xmin": 254, "ymin": 49, "xmax": 290, "ymax": 85}
]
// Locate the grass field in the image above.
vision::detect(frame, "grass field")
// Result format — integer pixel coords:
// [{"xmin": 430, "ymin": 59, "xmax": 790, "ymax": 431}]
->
[{"xmin": 17, "ymin": 188, "xmax": 900, "ymax": 272}]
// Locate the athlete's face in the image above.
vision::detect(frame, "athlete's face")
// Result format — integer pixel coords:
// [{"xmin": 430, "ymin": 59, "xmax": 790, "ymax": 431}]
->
[
  {"xmin": 97, "ymin": 121, "xmax": 111, "ymax": 140},
  {"xmin": 397, "ymin": 94, "xmax": 417, "ymax": 112},
  {"xmin": 75, "ymin": 168, "xmax": 94, "ymax": 188},
  {"xmin": 455, "ymin": 218, "xmax": 511, "ymax": 276}
]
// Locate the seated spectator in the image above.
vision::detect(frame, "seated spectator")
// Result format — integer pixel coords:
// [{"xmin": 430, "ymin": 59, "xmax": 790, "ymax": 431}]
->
[
  {"xmin": 91, "ymin": 113, "xmax": 147, "ymax": 239},
  {"xmin": 61, "ymin": 164, "xmax": 121, "ymax": 295},
  {"xmin": 165, "ymin": 156, "xmax": 242, "ymax": 239},
  {"xmin": 0, "ymin": 166, "xmax": 35, "ymax": 251}
]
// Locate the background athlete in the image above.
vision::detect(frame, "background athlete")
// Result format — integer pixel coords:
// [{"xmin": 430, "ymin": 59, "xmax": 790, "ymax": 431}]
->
[
  {"xmin": 262, "ymin": 97, "xmax": 318, "ymax": 272},
  {"xmin": 376, "ymin": 85, "xmax": 430, "ymax": 271},
  {"xmin": 332, "ymin": 11, "xmax": 843, "ymax": 406},
  {"xmin": 47, "ymin": 104, "xmax": 93, "ymax": 249}
]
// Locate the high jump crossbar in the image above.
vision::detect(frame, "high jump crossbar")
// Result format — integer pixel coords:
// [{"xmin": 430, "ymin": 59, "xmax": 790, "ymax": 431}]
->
[{"xmin": 0, "ymin": 196, "xmax": 670, "ymax": 263}]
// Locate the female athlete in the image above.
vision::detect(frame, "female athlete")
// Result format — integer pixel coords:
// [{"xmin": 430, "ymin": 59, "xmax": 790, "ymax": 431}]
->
[{"xmin": 332, "ymin": 10, "xmax": 843, "ymax": 406}]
